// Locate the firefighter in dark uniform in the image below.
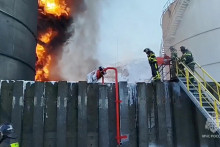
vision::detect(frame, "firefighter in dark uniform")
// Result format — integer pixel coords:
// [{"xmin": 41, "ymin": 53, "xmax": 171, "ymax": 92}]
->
[
  {"xmin": 169, "ymin": 46, "xmax": 178, "ymax": 80},
  {"xmin": 143, "ymin": 48, "xmax": 161, "ymax": 81},
  {"xmin": 0, "ymin": 123, "xmax": 19, "ymax": 147},
  {"xmin": 179, "ymin": 46, "xmax": 195, "ymax": 82}
]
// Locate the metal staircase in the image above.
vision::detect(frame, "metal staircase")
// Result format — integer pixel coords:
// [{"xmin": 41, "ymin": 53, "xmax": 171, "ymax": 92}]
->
[
  {"xmin": 162, "ymin": 0, "xmax": 191, "ymax": 51},
  {"xmin": 167, "ymin": 0, "xmax": 191, "ymax": 40},
  {"xmin": 177, "ymin": 61, "xmax": 220, "ymax": 134}
]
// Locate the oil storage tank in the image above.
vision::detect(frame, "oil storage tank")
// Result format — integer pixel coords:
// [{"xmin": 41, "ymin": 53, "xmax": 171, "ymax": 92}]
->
[
  {"xmin": 0, "ymin": 0, "xmax": 38, "ymax": 80},
  {"xmin": 161, "ymin": 0, "xmax": 220, "ymax": 81}
]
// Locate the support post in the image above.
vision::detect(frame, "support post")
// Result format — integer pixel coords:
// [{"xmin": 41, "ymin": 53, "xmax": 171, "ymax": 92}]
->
[
  {"xmin": 214, "ymin": 100, "xmax": 219, "ymax": 128},
  {"xmin": 186, "ymin": 70, "xmax": 189, "ymax": 91},
  {"xmin": 198, "ymin": 83, "xmax": 202, "ymax": 107}
]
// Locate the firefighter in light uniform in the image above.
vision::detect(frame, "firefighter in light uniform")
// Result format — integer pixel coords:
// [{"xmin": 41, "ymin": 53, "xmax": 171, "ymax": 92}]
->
[
  {"xmin": 179, "ymin": 46, "xmax": 195, "ymax": 82},
  {"xmin": 143, "ymin": 48, "xmax": 161, "ymax": 81}
]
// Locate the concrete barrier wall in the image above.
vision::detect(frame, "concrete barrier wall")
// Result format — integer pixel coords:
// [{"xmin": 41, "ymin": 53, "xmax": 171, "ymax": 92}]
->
[{"xmin": 0, "ymin": 81, "xmax": 219, "ymax": 147}]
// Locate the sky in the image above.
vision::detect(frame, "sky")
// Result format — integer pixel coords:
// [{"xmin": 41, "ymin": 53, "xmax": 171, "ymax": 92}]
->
[{"xmin": 97, "ymin": 0, "xmax": 168, "ymax": 66}]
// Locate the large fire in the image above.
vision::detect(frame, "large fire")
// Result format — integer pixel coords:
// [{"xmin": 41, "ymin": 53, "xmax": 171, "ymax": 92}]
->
[
  {"xmin": 38, "ymin": 0, "xmax": 70, "ymax": 17},
  {"xmin": 36, "ymin": 0, "xmax": 70, "ymax": 81},
  {"xmin": 35, "ymin": 29, "xmax": 56, "ymax": 81}
]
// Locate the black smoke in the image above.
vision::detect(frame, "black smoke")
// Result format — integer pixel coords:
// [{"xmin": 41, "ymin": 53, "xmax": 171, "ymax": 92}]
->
[{"xmin": 37, "ymin": 12, "xmax": 73, "ymax": 52}]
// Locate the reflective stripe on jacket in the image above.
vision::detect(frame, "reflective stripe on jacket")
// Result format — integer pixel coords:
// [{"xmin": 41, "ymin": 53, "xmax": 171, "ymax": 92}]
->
[
  {"xmin": 11, "ymin": 142, "xmax": 19, "ymax": 147},
  {"xmin": 180, "ymin": 50, "xmax": 194, "ymax": 65},
  {"xmin": 148, "ymin": 52, "xmax": 157, "ymax": 64}
]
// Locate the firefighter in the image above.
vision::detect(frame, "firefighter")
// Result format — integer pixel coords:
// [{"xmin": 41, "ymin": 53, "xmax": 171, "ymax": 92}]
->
[
  {"xmin": 143, "ymin": 48, "xmax": 161, "ymax": 81},
  {"xmin": 169, "ymin": 46, "xmax": 178, "ymax": 81},
  {"xmin": 0, "ymin": 123, "xmax": 19, "ymax": 147},
  {"xmin": 87, "ymin": 66, "xmax": 106, "ymax": 83},
  {"xmin": 170, "ymin": 46, "xmax": 178, "ymax": 60},
  {"xmin": 179, "ymin": 46, "xmax": 195, "ymax": 82},
  {"xmin": 96, "ymin": 66, "xmax": 106, "ymax": 80}
]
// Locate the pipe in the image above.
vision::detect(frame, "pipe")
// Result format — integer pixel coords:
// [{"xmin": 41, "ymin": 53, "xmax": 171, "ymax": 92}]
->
[
  {"xmin": 102, "ymin": 76, "xmax": 104, "ymax": 85},
  {"xmin": 102, "ymin": 67, "xmax": 127, "ymax": 145}
]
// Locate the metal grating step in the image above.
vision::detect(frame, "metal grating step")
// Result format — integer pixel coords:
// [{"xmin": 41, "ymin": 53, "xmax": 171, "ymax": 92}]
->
[
  {"xmin": 207, "ymin": 111, "xmax": 216, "ymax": 114},
  {"xmin": 202, "ymin": 101, "xmax": 212, "ymax": 106},
  {"xmin": 193, "ymin": 92, "xmax": 206, "ymax": 95},
  {"xmin": 189, "ymin": 89, "xmax": 198, "ymax": 92},
  {"xmin": 203, "ymin": 106, "xmax": 213, "ymax": 109}
]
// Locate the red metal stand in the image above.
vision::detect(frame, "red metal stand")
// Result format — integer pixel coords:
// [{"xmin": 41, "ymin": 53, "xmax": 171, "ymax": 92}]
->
[{"xmin": 102, "ymin": 67, "xmax": 127, "ymax": 145}]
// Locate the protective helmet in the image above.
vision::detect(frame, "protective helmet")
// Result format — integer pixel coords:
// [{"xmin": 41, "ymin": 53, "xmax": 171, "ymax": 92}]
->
[
  {"xmin": 0, "ymin": 124, "xmax": 14, "ymax": 137},
  {"xmin": 99, "ymin": 66, "xmax": 104, "ymax": 71},
  {"xmin": 169, "ymin": 46, "xmax": 175, "ymax": 50},
  {"xmin": 143, "ymin": 48, "xmax": 151, "ymax": 53},
  {"xmin": 180, "ymin": 46, "xmax": 186, "ymax": 52}
]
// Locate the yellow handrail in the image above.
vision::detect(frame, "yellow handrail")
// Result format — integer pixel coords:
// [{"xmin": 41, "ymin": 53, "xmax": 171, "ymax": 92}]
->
[
  {"xmin": 186, "ymin": 70, "xmax": 189, "ymax": 91},
  {"xmin": 198, "ymin": 83, "xmax": 202, "ymax": 107},
  {"xmin": 176, "ymin": 60, "xmax": 220, "ymax": 132},
  {"xmin": 194, "ymin": 62, "xmax": 220, "ymax": 101},
  {"xmin": 177, "ymin": 61, "xmax": 220, "ymax": 106},
  {"xmin": 196, "ymin": 63, "xmax": 220, "ymax": 86},
  {"xmin": 214, "ymin": 100, "xmax": 219, "ymax": 127}
]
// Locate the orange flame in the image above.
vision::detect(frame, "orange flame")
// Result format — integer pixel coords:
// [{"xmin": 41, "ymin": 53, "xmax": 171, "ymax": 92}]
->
[
  {"xmin": 38, "ymin": 0, "xmax": 70, "ymax": 17},
  {"xmin": 35, "ymin": 29, "xmax": 56, "ymax": 81},
  {"xmin": 36, "ymin": 0, "xmax": 70, "ymax": 81}
]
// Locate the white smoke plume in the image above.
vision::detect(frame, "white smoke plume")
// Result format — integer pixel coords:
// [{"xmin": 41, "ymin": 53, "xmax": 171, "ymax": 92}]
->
[{"xmin": 58, "ymin": 0, "xmax": 101, "ymax": 81}]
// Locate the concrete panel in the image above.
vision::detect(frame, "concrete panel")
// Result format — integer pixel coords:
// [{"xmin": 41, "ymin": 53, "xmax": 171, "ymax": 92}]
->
[
  {"xmin": 66, "ymin": 83, "xmax": 78, "ymax": 147},
  {"xmin": 21, "ymin": 82, "xmax": 35, "ymax": 147},
  {"xmin": 33, "ymin": 82, "xmax": 45, "ymax": 147},
  {"xmin": 194, "ymin": 106, "xmax": 215, "ymax": 147},
  {"xmin": 137, "ymin": 83, "xmax": 148, "ymax": 147},
  {"xmin": 154, "ymin": 82, "xmax": 168, "ymax": 146},
  {"xmin": 120, "ymin": 82, "xmax": 137, "ymax": 147},
  {"xmin": 171, "ymin": 82, "xmax": 199, "ymax": 147},
  {"xmin": 78, "ymin": 81, "xmax": 88, "ymax": 147},
  {"xmin": 87, "ymin": 84, "xmax": 99, "ymax": 147},
  {"xmin": 11, "ymin": 81, "xmax": 24, "ymax": 144},
  {"xmin": 99, "ymin": 85, "xmax": 109, "ymax": 147},
  {"xmin": 0, "ymin": 81, "xmax": 14, "ymax": 147},
  {"xmin": 44, "ymin": 82, "xmax": 58, "ymax": 147},
  {"xmin": 107, "ymin": 83, "xmax": 117, "ymax": 147},
  {"xmin": 1, "ymin": 81, "xmax": 220, "ymax": 146},
  {"xmin": 146, "ymin": 83, "xmax": 156, "ymax": 145},
  {"xmin": 127, "ymin": 83, "xmax": 137, "ymax": 147},
  {"xmin": 164, "ymin": 82, "xmax": 174, "ymax": 147},
  {"xmin": 56, "ymin": 82, "xmax": 68, "ymax": 147},
  {"xmin": 119, "ymin": 82, "xmax": 129, "ymax": 146},
  {"xmin": 0, "ymin": 81, "xmax": 14, "ymax": 124}
]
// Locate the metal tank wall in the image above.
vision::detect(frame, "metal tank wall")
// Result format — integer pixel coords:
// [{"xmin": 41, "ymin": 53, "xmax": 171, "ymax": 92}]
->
[
  {"xmin": 162, "ymin": 0, "xmax": 220, "ymax": 81},
  {"xmin": 0, "ymin": 0, "xmax": 38, "ymax": 80}
]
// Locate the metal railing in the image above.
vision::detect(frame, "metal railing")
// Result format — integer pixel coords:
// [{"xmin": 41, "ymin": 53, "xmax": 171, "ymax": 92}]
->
[
  {"xmin": 193, "ymin": 63, "xmax": 220, "ymax": 102},
  {"xmin": 148, "ymin": 64, "xmax": 169, "ymax": 82},
  {"xmin": 163, "ymin": 0, "xmax": 176, "ymax": 13},
  {"xmin": 176, "ymin": 61, "xmax": 220, "ymax": 127},
  {"xmin": 161, "ymin": 0, "xmax": 176, "ymax": 26}
]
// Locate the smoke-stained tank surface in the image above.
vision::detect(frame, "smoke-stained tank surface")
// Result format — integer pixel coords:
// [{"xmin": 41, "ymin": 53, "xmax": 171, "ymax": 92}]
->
[
  {"xmin": 0, "ymin": 0, "xmax": 38, "ymax": 80},
  {"xmin": 161, "ymin": 0, "xmax": 220, "ymax": 81}
]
